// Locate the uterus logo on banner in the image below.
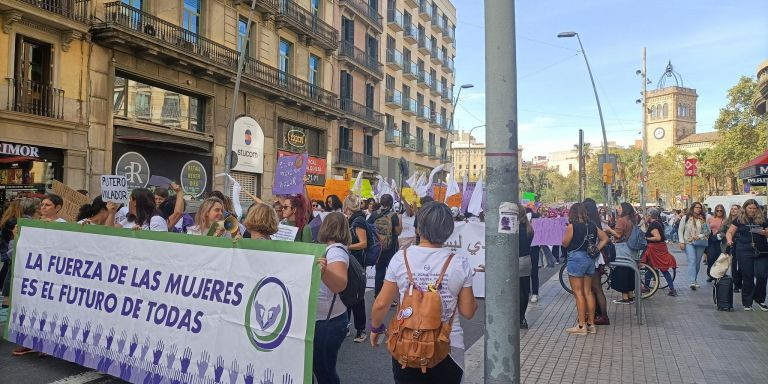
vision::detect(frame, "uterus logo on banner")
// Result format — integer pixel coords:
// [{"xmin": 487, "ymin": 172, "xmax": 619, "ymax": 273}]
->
[
  {"xmin": 245, "ymin": 276, "xmax": 293, "ymax": 352},
  {"xmin": 115, "ymin": 151, "xmax": 150, "ymax": 190}
]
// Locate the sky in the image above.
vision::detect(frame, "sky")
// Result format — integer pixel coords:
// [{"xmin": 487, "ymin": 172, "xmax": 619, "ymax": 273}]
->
[{"xmin": 451, "ymin": 0, "xmax": 768, "ymax": 159}]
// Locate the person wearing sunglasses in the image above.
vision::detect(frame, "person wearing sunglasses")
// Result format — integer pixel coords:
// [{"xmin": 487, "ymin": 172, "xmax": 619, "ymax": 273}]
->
[
  {"xmin": 706, "ymin": 204, "xmax": 726, "ymax": 282},
  {"xmin": 279, "ymin": 196, "xmax": 313, "ymax": 242}
]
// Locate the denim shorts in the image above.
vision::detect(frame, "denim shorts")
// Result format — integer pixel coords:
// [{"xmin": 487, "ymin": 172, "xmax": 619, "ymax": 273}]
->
[{"xmin": 567, "ymin": 250, "xmax": 594, "ymax": 277}]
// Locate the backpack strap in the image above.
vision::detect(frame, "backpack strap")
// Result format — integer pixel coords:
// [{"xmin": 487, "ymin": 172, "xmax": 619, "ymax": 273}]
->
[
  {"xmin": 434, "ymin": 253, "xmax": 455, "ymax": 290},
  {"xmin": 403, "ymin": 248, "xmax": 416, "ymax": 289},
  {"xmin": 323, "ymin": 245, "xmax": 350, "ymax": 321}
]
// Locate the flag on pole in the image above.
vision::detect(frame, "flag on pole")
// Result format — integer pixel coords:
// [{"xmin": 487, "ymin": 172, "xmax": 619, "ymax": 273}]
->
[
  {"xmin": 467, "ymin": 174, "xmax": 485, "ymax": 216},
  {"xmin": 444, "ymin": 165, "xmax": 461, "ymax": 203},
  {"xmin": 352, "ymin": 171, "xmax": 364, "ymax": 196}
]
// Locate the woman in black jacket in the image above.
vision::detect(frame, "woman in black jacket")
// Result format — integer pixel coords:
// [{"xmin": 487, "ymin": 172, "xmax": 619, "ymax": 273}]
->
[{"xmin": 518, "ymin": 204, "xmax": 534, "ymax": 329}]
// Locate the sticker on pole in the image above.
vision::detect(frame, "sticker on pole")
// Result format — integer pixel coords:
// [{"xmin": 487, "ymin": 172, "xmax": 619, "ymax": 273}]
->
[
  {"xmin": 498, "ymin": 202, "xmax": 518, "ymax": 234},
  {"xmin": 100, "ymin": 175, "xmax": 129, "ymax": 204}
]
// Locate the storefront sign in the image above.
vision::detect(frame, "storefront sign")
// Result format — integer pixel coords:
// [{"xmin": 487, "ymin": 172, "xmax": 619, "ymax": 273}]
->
[
  {"xmin": 99, "ymin": 175, "xmax": 129, "ymax": 204},
  {"xmin": 278, "ymin": 151, "xmax": 326, "ymax": 186},
  {"xmin": 114, "ymin": 151, "xmax": 150, "ymax": 190},
  {"xmin": 0, "ymin": 142, "xmax": 40, "ymax": 158},
  {"xmin": 232, "ymin": 116, "xmax": 265, "ymax": 174},
  {"xmin": 286, "ymin": 130, "xmax": 306, "ymax": 148},
  {"xmin": 180, "ymin": 160, "xmax": 207, "ymax": 198}
]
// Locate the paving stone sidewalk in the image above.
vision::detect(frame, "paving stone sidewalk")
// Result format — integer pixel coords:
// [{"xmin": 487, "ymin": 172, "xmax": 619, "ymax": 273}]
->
[{"xmin": 465, "ymin": 248, "xmax": 768, "ymax": 384}]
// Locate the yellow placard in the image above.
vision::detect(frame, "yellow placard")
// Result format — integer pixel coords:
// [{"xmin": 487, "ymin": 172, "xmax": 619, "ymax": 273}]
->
[
  {"xmin": 401, "ymin": 187, "xmax": 418, "ymax": 205},
  {"xmin": 349, "ymin": 179, "xmax": 373, "ymax": 199}
]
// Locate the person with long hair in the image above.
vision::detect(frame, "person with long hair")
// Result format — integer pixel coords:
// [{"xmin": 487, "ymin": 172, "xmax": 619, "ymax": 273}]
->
[
  {"xmin": 243, "ymin": 203, "xmax": 279, "ymax": 240},
  {"xmin": 1, "ymin": 200, "xmax": 24, "ymax": 306},
  {"xmin": 562, "ymin": 203, "xmax": 607, "ymax": 335},
  {"xmin": 325, "ymin": 195, "xmax": 343, "ymax": 213},
  {"xmin": 643, "ymin": 208, "xmax": 678, "ymax": 296},
  {"xmin": 368, "ymin": 194, "xmax": 401, "ymax": 297},
  {"xmin": 280, "ymin": 196, "xmax": 312, "ymax": 242},
  {"xmin": 706, "ymin": 204, "xmax": 726, "ymax": 282},
  {"xmin": 314, "ymin": 212, "xmax": 352, "ymax": 384},
  {"xmin": 76, "ymin": 196, "xmax": 109, "ymax": 225},
  {"xmin": 518, "ymin": 203, "xmax": 534, "ymax": 329},
  {"xmin": 605, "ymin": 202, "xmax": 638, "ymax": 303},
  {"xmin": 106, "ymin": 188, "xmax": 167, "ymax": 231},
  {"xmin": 583, "ymin": 198, "xmax": 610, "ymax": 325},
  {"xmin": 678, "ymin": 201, "xmax": 709, "ymax": 290},
  {"xmin": 39, "ymin": 194, "xmax": 66, "ymax": 222},
  {"xmin": 370, "ymin": 202, "xmax": 477, "ymax": 383},
  {"xmin": 719, "ymin": 204, "xmax": 742, "ymax": 292},
  {"xmin": 186, "ymin": 197, "xmax": 226, "ymax": 236},
  {"xmin": 342, "ymin": 194, "xmax": 373, "ymax": 343},
  {"xmin": 726, "ymin": 199, "xmax": 768, "ymax": 311}
]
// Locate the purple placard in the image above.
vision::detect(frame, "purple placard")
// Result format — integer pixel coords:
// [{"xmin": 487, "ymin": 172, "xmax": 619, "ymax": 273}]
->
[
  {"xmin": 531, "ymin": 217, "xmax": 569, "ymax": 246},
  {"xmin": 272, "ymin": 153, "xmax": 308, "ymax": 196}
]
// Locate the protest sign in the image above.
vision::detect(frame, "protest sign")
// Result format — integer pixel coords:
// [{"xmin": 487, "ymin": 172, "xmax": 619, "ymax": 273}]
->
[
  {"xmin": 522, "ymin": 191, "xmax": 536, "ymax": 201},
  {"xmin": 5, "ymin": 220, "xmax": 322, "ymax": 384},
  {"xmin": 305, "ymin": 185, "xmax": 325, "ymax": 202},
  {"xmin": 401, "ymin": 187, "xmax": 418, "ymax": 205},
  {"xmin": 348, "ymin": 179, "xmax": 373, "ymax": 198},
  {"xmin": 273, "ymin": 224, "xmax": 299, "ymax": 242},
  {"xmin": 531, "ymin": 217, "xmax": 568, "ymax": 246},
  {"xmin": 323, "ymin": 179, "xmax": 349, "ymax": 202},
  {"xmin": 273, "ymin": 154, "xmax": 307, "ymax": 196},
  {"xmin": 100, "ymin": 175, "xmax": 129, "ymax": 205},
  {"xmin": 51, "ymin": 180, "xmax": 90, "ymax": 222}
]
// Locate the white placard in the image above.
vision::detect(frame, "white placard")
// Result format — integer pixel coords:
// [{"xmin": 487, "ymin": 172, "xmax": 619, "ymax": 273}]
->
[
  {"xmin": 100, "ymin": 175, "xmax": 129, "ymax": 204},
  {"xmin": 273, "ymin": 224, "xmax": 299, "ymax": 242}
]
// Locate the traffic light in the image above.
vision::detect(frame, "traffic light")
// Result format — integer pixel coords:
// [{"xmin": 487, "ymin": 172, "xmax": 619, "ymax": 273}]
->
[{"xmin": 602, "ymin": 163, "xmax": 613, "ymax": 184}]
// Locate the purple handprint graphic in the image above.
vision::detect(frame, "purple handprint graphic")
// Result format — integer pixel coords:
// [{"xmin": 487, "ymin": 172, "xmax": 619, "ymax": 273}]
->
[
  {"xmin": 56, "ymin": 342, "xmax": 68, "ymax": 359},
  {"xmin": 140, "ymin": 337, "xmax": 150, "ymax": 360},
  {"xmin": 244, "ymin": 364, "xmax": 255, "ymax": 384},
  {"xmin": 38, "ymin": 312, "xmax": 47, "ymax": 332},
  {"xmin": 74, "ymin": 347, "xmax": 85, "ymax": 366},
  {"xmin": 32, "ymin": 336, "xmax": 43, "ymax": 351},
  {"xmin": 18, "ymin": 308, "xmax": 26, "ymax": 327},
  {"xmin": 119, "ymin": 362, "xmax": 132, "ymax": 381},
  {"xmin": 82, "ymin": 322, "xmax": 91, "ymax": 344},
  {"xmin": 59, "ymin": 316, "xmax": 69, "ymax": 338},
  {"xmin": 152, "ymin": 340, "xmax": 164, "ymax": 365},
  {"xmin": 12, "ymin": 309, "xmax": 17, "ymax": 326},
  {"xmin": 49, "ymin": 314, "xmax": 58, "ymax": 334},
  {"xmin": 228, "ymin": 360, "xmax": 239, "ymax": 384},
  {"xmin": 282, "ymin": 373, "xmax": 293, "ymax": 384},
  {"xmin": 29, "ymin": 309, "xmax": 38, "ymax": 330},
  {"xmin": 15, "ymin": 331, "xmax": 26, "ymax": 346},
  {"xmin": 129, "ymin": 334, "xmax": 139, "ymax": 357},
  {"xmin": 170, "ymin": 371, "xmax": 183, "ymax": 384},
  {"xmin": 106, "ymin": 328, "xmax": 115, "ymax": 350},
  {"xmin": 166, "ymin": 344, "xmax": 177, "ymax": 369},
  {"xmin": 260, "ymin": 369, "xmax": 274, "ymax": 384},
  {"xmin": 117, "ymin": 331, "xmax": 127, "ymax": 353},
  {"xmin": 214, "ymin": 355, "xmax": 225, "ymax": 382},
  {"xmin": 72, "ymin": 319, "xmax": 81, "ymax": 340},
  {"xmin": 179, "ymin": 347, "xmax": 192, "ymax": 373},
  {"xmin": 143, "ymin": 371, "xmax": 153, "ymax": 384},
  {"xmin": 151, "ymin": 373, "xmax": 163, "ymax": 384},
  {"xmin": 92, "ymin": 324, "xmax": 103, "ymax": 347},
  {"xmin": 197, "ymin": 350, "xmax": 210, "ymax": 378}
]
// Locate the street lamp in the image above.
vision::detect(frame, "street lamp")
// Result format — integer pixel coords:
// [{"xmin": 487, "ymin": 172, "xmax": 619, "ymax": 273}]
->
[
  {"xmin": 442, "ymin": 83, "xmax": 474, "ymax": 180},
  {"xmin": 465, "ymin": 124, "xmax": 485, "ymax": 181},
  {"xmin": 557, "ymin": 31, "xmax": 611, "ymax": 207}
]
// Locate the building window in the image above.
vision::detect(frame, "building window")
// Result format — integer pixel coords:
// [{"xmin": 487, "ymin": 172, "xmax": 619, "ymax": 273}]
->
[
  {"xmin": 182, "ymin": 0, "xmax": 201, "ymax": 36},
  {"xmin": 122, "ymin": 0, "xmax": 142, "ymax": 9},
  {"xmin": 310, "ymin": 0, "xmax": 321, "ymax": 16},
  {"xmin": 339, "ymin": 127, "xmax": 353, "ymax": 150},
  {"xmin": 279, "ymin": 39, "xmax": 293, "ymax": 74},
  {"xmin": 113, "ymin": 75, "xmax": 204, "ymax": 132},
  {"xmin": 662, "ymin": 103, "xmax": 668, "ymax": 118},
  {"xmin": 364, "ymin": 135, "xmax": 373, "ymax": 156},
  {"xmin": 309, "ymin": 54, "xmax": 321, "ymax": 86},
  {"xmin": 237, "ymin": 17, "xmax": 251, "ymax": 56}
]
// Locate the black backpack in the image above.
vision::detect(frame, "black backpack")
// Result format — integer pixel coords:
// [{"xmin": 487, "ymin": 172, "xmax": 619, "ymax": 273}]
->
[{"xmin": 326, "ymin": 245, "xmax": 366, "ymax": 318}]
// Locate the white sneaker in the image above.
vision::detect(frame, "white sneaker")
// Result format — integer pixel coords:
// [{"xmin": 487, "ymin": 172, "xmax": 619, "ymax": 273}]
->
[
  {"xmin": 744, "ymin": 306, "xmax": 753, "ymax": 311},
  {"xmin": 530, "ymin": 295, "xmax": 539, "ymax": 303}
]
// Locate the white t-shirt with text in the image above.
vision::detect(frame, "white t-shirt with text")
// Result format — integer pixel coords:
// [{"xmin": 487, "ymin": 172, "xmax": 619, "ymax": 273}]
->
[
  {"xmin": 316, "ymin": 243, "xmax": 350, "ymax": 321},
  {"xmin": 120, "ymin": 215, "xmax": 168, "ymax": 232}
]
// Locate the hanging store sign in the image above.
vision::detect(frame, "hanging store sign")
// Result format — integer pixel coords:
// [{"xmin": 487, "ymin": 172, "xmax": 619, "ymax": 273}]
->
[
  {"xmin": 180, "ymin": 160, "xmax": 208, "ymax": 198},
  {"xmin": 0, "ymin": 142, "xmax": 40, "ymax": 158},
  {"xmin": 232, "ymin": 116, "xmax": 265, "ymax": 174},
  {"xmin": 114, "ymin": 151, "xmax": 150, "ymax": 190},
  {"xmin": 286, "ymin": 130, "xmax": 306, "ymax": 148}
]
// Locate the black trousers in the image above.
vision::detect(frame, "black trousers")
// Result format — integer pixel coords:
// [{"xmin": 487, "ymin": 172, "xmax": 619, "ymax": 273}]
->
[
  {"xmin": 520, "ymin": 276, "xmax": 530, "ymax": 322},
  {"xmin": 706, "ymin": 236, "xmax": 721, "ymax": 278},
  {"xmin": 737, "ymin": 253, "xmax": 768, "ymax": 307},
  {"xmin": 530, "ymin": 246, "xmax": 540, "ymax": 294},
  {"xmin": 392, "ymin": 356, "xmax": 462, "ymax": 384},
  {"xmin": 733, "ymin": 253, "xmax": 742, "ymax": 290}
]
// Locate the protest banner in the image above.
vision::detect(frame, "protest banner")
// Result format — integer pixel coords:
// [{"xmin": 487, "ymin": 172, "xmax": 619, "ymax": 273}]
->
[
  {"xmin": 272, "ymin": 153, "xmax": 307, "ymax": 196},
  {"xmin": 273, "ymin": 224, "xmax": 299, "ymax": 242},
  {"xmin": 5, "ymin": 220, "xmax": 322, "ymax": 384},
  {"xmin": 100, "ymin": 175, "xmax": 129, "ymax": 205},
  {"xmin": 51, "ymin": 180, "xmax": 90, "ymax": 222},
  {"xmin": 305, "ymin": 185, "xmax": 324, "ymax": 202},
  {"xmin": 323, "ymin": 179, "xmax": 349, "ymax": 202},
  {"xmin": 531, "ymin": 217, "xmax": 568, "ymax": 246},
  {"xmin": 348, "ymin": 179, "xmax": 373, "ymax": 198},
  {"xmin": 400, "ymin": 187, "xmax": 418, "ymax": 205}
]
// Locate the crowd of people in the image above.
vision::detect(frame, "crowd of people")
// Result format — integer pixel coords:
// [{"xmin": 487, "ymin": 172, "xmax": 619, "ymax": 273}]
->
[{"xmin": 0, "ymin": 184, "xmax": 481, "ymax": 384}]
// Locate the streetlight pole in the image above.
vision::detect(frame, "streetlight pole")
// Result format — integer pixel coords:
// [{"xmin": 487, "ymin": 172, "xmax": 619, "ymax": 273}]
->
[
  {"xmin": 443, "ymin": 83, "xmax": 473, "ymax": 185},
  {"xmin": 639, "ymin": 47, "xmax": 648, "ymax": 212},
  {"xmin": 465, "ymin": 124, "xmax": 485, "ymax": 181},
  {"xmin": 558, "ymin": 32, "xmax": 611, "ymax": 208},
  {"xmin": 485, "ymin": 0, "xmax": 519, "ymax": 382}
]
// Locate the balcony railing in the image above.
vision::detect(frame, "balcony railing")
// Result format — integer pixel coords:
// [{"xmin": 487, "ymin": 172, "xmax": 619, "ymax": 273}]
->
[
  {"xmin": 402, "ymin": 97, "xmax": 417, "ymax": 115},
  {"xmin": 402, "ymin": 133, "xmax": 417, "ymax": 151},
  {"xmin": 337, "ymin": 148, "xmax": 379, "ymax": 171},
  {"xmin": 442, "ymin": 21, "xmax": 455, "ymax": 42},
  {"xmin": 428, "ymin": 143, "xmax": 437, "ymax": 158},
  {"xmin": 386, "ymin": 48, "xmax": 403, "ymax": 69},
  {"xmin": 430, "ymin": 47, "xmax": 441, "ymax": 64},
  {"xmin": 4, "ymin": 78, "xmax": 65, "ymax": 119},
  {"xmin": 234, "ymin": 0, "xmax": 280, "ymax": 13},
  {"xmin": 441, "ymin": 88, "xmax": 452, "ymax": 102},
  {"xmin": 100, "ymin": 2, "xmax": 340, "ymax": 113},
  {"xmin": 403, "ymin": 23, "xmax": 418, "ymax": 43},
  {"xmin": 17, "ymin": 0, "xmax": 90, "ymax": 23},
  {"xmin": 339, "ymin": 40, "xmax": 383, "ymax": 78},
  {"xmin": 340, "ymin": 98, "xmax": 384, "ymax": 129},
  {"xmin": 385, "ymin": 126, "xmax": 401, "ymax": 146},
  {"xmin": 416, "ymin": 138, "xmax": 425, "ymax": 153},
  {"xmin": 417, "ymin": 104, "xmax": 431, "ymax": 121},
  {"xmin": 442, "ymin": 56, "xmax": 454, "ymax": 72},
  {"xmin": 339, "ymin": 0, "xmax": 383, "ymax": 31},
  {"xmin": 417, "ymin": 71, "xmax": 431, "ymax": 88},
  {"xmin": 385, "ymin": 89, "xmax": 402, "ymax": 107},
  {"xmin": 430, "ymin": 113, "xmax": 443, "ymax": 128},
  {"xmin": 277, "ymin": 0, "xmax": 338, "ymax": 50},
  {"xmin": 417, "ymin": 34, "xmax": 430, "ymax": 53},
  {"xmin": 418, "ymin": 0, "xmax": 431, "ymax": 21},
  {"xmin": 403, "ymin": 61, "xmax": 418, "ymax": 79},
  {"xmin": 430, "ymin": 10, "xmax": 442, "ymax": 32},
  {"xmin": 429, "ymin": 78, "xmax": 439, "ymax": 95},
  {"xmin": 386, "ymin": 8, "xmax": 403, "ymax": 31}
]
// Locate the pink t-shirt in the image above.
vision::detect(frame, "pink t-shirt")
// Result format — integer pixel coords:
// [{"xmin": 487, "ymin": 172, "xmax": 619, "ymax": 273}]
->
[{"xmin": 707, "ymin": 216, "xmax": 724, "ymax": 234}]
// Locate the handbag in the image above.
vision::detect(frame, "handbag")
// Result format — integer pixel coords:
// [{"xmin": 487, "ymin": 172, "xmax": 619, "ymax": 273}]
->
[
  {"xmin": 519, "ymin": 255, "xmax": 532, "ymax": 277},
  {"xmin": 710, "ymin": 249, "xmax": 732, "ymax": 279},
  {"xmin": 750, "ymin": 229, "xmax": 768, "ymax": 257},
  {"xmin": 601, "ymin": 241, "xmax": 616, "ymax": 263},
  {"xmin": 690, "ymin": 218, "xmax": 709, "ymax": 247},
  {"xmin": 585, "ymin": 224, "xmax": 601, "ymax": 259}
]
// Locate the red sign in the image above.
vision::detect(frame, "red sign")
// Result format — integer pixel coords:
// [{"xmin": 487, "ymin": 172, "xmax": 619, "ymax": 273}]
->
[
  {"xmin": 684, "ymin": 158, "xmax": 698, "ymax": 177},
  {"xmin": 278, "ymin": 150, "xmax": 326, "ymax": 185}
]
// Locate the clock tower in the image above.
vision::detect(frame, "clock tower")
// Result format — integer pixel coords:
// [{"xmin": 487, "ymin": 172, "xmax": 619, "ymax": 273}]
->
[{"xmin": 645, "ymin": 62, "xmax": 698, "ymax": 156}]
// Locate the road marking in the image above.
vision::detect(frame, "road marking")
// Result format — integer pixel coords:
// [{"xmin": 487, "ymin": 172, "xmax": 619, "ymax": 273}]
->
[{"xmin": 47, "ymin": 371, "xmax": 105, "ymax": 384}]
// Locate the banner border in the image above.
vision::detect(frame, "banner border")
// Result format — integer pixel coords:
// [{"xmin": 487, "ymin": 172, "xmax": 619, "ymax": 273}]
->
[{"xmin": 6, "ymin": 218, "xmax": 323, "ymax": 384}]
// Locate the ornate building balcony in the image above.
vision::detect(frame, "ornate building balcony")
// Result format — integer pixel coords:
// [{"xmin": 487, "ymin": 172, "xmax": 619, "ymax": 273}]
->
[
  {"xmin": 340, "ymin": 0, "xmax": 383, "ymax": 33},
  {"xmin": 276, "ymin": 0, "xmax": 338, "ymax": 51},
  {"xmin": 386, "ymin": 8, "xmax": 403, "ymax": 32},
  {"xmin": 386, "ymin": 48, "xmax": 403, "ymax": 70},
  {"xmin": 339, "ymin": 40, "xmax": 383, "ymax": 81},
  {"xmin": 340, "ymin": 98, "xmax": 384, "ymax": 131},
  {"xmin": 336, "ymin": 148, "xmax": 379, "ymax": 172}
]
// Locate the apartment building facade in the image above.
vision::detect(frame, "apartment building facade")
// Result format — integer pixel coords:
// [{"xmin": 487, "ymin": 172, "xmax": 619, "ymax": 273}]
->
[{"xmin": 380, "ymin": 0, "xmax": 456, "ymax": 182}]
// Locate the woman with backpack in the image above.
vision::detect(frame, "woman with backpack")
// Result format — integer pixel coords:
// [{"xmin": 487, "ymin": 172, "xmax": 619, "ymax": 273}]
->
[
  {"xmin": 605, "ymin": 203, "xmax": 639, "ymax": 304},
  {"xmin": 677, "ymin": 202, "xmax": 709, "ymax": 290},
  {"xmin": 369, "ymin": 201, "xmax": 476, "ymax": 383},
  {"xmin": 343, "ymin": 194, "xmax": 375, "ymax": 343},
  {"xmin": 314, "ymin": 212, "xmax": 353, "ymax": 384},
  {"xmin": 583, "ymin": 199, "xmax": 611, "ymax": 325},
  {"xmin": 562, "ymin": 203, "xmax": 607, "ymax": 335}
]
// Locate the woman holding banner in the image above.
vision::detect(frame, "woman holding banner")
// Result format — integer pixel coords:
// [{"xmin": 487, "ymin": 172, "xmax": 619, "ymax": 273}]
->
[
  {"xmin": 40, "ymin": 194, "xmax": 67, "ymax": 223},
  {"xmin": 106, "ymin": 188, "xmax": 167, "ymax": 231},
  {"xmin": 314, "ymin": 212, "xmax": 352, "ymax": 384},
  {"xmin": 243, "ymin": 203, "xmax": 279, "ymax": 240}
]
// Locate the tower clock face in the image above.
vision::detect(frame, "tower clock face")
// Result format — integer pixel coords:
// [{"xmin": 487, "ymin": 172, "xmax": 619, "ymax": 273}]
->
[{"xmin": 654, "ymin": 128, "xmax": 665, "ymax": 139}]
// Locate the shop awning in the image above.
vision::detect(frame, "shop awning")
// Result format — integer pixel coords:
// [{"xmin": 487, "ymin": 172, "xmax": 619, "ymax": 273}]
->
[
  {"xmin": 0, "ymin": 156, "xmax": 37, "ymax": 164},
  {"xmin": 739, "ymin": 149, "xmax": 768, "ymax": 185}
]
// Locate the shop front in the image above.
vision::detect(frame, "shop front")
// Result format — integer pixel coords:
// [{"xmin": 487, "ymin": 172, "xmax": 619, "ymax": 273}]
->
[
  {"xmin": 276, "ymin": 119, "xmax": 328, "ymax": 186},
  {"xmin": 0, "ymin": 141, "xmax": 63, "ymax": 207}
]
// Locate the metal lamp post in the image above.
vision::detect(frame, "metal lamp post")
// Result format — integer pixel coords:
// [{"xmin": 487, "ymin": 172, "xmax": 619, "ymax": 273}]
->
[
  {"xmin": 557, "ymin": 31, "xmax": 611, "ymax": 208},
  {"xmin": 465, "ymin": 124, "xmax": 486, "ymax": 180},
  {"xmin": 442, "ymin": 83, "xmax": 474, "ymax": 186}
]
